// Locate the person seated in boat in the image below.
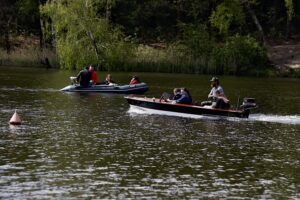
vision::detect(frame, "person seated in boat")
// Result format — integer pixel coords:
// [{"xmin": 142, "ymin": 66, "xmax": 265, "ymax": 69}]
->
[
  {"xmin": 212, "ymin": 90, "xmax": 230, "ymax": 109},
  {"xmin": 201, "ymin": 77, "xmax": 230, "ymax": 109},
  {"xmin": 174, "ymin": 88, "xmax": 192, "ymax": 104},
  {"xmin": 172, "ymin": 88, "xmax": 182, "ymax": 100},
  {"xmin": 76, "ymin": 66, "xmax": 92, "ymax": 87},
  {"xmin": 164, "ymin": 88, "xmax": 181, "ymax": 102},
  {"xmin": 99, "ymin": 74, "xmax": 116, "ymax": 85},
  {"xmin": 129, "ymin": 76, "xmax": 140, "ymax": 85},
  {"xmin": 89, "ymin": 65, "xmax": 98, "ymax": 85}
]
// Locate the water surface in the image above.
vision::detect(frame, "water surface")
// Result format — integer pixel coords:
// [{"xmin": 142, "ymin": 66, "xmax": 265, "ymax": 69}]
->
[{"xmin": 0, "ymin": 66, "xmax": 299, "ymax": 199}]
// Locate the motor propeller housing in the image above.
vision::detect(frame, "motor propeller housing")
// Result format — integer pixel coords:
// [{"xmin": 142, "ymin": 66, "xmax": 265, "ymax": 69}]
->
[{"xmin": 241, "ymin": 98, "xmax": 257, "ymax": 110}]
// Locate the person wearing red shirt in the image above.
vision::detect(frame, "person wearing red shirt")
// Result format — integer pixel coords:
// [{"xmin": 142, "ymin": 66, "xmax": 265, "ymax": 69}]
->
[
  {"xmin": 89, "ymin": 65, "xmax": 98, "ymax": 85},
  {"xmin": 129, "ymin": 76, "xmax": 140, "ymax": 85}
]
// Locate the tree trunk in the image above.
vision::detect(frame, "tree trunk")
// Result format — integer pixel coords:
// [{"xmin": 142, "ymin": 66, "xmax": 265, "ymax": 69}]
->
[
  {"xmin": 86, "ymin": 30, "xmax": 100, "ymax": 61},
  {"xmin": 285, "ymin": 18, "xmax": 291, "ymax": 39},
  {"xmin": 4, "ymin": 28, "xmax": 10, "ymax": 54},
  {"xmin": 240, "ymin": 0, "xmax": 266, "ymax": 45},
  {"xmin": 4, "ymin": 18, "xmax": 12, "ymax": 54},
  {"xmin": 106, "ymin": 0, "xmax": 111, "ymax": 22},
  {"xmin": 38, "ymin": 0, "xmax": 46, "ymax": 50}
]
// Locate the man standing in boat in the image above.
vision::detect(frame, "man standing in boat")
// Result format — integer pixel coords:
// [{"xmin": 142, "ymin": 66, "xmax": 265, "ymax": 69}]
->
[
  {"xmin": 201, "ymin": 77, "xmax": 230, "ymax": 109},
  {"xmin": 76, "ymin": 66, "xmax": 92, "ymax": 87}
]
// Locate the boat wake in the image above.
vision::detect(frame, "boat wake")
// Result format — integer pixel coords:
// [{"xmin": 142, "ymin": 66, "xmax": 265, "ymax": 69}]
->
[
  {"xmin": 128, "ymin": 105, "xmax": 218, "ymax": 120},
  {"xmin": 128, "ymin": 106, "xmax": 300, "ymax": 125},
  {"xmin": 247, "ymin": 114, "xmax": 300, "ymax": 125}
]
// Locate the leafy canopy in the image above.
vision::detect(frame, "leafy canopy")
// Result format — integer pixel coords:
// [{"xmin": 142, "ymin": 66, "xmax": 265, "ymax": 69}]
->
[
  {"xmin": 210, "ymin": 0, "xmax": 245, "ymax": 35},
  {"xmin": 41, "ymin": 0, "xmax": 133, "ymax": 70}
]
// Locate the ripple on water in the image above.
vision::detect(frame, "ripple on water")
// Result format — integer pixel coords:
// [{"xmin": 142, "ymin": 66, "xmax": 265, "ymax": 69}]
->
[{"xmin": 0, "ymin": 77, "xmax": 300, "ymax": 199}]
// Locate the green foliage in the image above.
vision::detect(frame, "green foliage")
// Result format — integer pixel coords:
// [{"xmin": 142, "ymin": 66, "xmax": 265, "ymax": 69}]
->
[
  {"xmin": 210, "ymin": 0, "xmax": 245, "ymax": 35},
  {"xmin": 104, "ymin": 39, "xmax": 136, "ymax": 71},
  {"xmin": 41, "ymin": 0, "xmax": 135, "ymax": 70},
  {"xmin": 4, "ymin": 0, "xmax": 300, "ymax": 76},
  {"xmin": 285, "ymin": 0, "xmax": 294, "ymax": 21},
  {"xmin": 213, "ymin": 35, "xmax": 267, "ymax": 75},
  {"xmin": 178, "ymin": 23, "xmax": 213, "ymax": 58},
  {"xmin": 17, "ymin": 0, "xmax": 40, "ymax": 29}
]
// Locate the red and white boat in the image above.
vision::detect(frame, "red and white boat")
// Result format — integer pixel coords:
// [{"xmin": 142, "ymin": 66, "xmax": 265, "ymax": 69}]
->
[{"xmin": 125, "ymin": 96, "xmax": 257, "ymax": 118}]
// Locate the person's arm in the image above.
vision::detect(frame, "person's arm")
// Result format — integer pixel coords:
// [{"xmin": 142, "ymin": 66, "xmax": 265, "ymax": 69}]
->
[
  {"xmin": 208, "ymin": 88, "xmax": 214, "ymax": 99},
  {"xmin": 176, "ymin": 95, "xmax": 187, "ymax": 104},
  {"xmin": 217, "ymin": 95, "xmax": 229, "ymax": 103},
  {"xmin": 76, "ymin": 71, "xmax": 82, "ymax": 82},
  {"xmin": 218, "ymin": 87, "xmax": 225, "ymax": 96},
  {"xmin": 218, "ymin": 94, "xmax": 229, "ymax": 103}
]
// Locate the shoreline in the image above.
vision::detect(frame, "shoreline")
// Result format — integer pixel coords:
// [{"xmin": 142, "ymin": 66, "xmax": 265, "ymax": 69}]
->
[
  {"xmin": 1, "ymin": 36, "xmax": 299, "ymax": 78},
  {"xmin": 1, "ymin": 63, "xmax": 299, "ymax": 79}
]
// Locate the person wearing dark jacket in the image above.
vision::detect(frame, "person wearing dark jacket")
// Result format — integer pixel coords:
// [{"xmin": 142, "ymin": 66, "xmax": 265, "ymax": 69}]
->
[
  {"xmin": 172, "ymin": 88, "xmax": 182, "ymax": 100},
  {"xmin": 76, "ymin": 67, "xmax": 92, "ymax": 87},
  {"xmin": 175, "ymin": 88, "xmax": 192, "ymax": 104}
]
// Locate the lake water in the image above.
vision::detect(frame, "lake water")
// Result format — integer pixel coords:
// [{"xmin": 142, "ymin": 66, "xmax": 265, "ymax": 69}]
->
[{"xmin": 0, "ymin": 66, "xmax": 300, "ymax": 199}]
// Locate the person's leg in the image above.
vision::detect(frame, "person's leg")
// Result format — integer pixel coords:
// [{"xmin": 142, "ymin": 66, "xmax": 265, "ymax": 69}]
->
[
  {"xmin": 215, "ymin": 98, "xmax": 224, "ymax": 108},
  {"xmin": 215, "ymin": 98, "xmax": 230, "ymax": 109},
  {"xmin": 201, "ymin": 101, "xmax": 212, "ymax": 106}
]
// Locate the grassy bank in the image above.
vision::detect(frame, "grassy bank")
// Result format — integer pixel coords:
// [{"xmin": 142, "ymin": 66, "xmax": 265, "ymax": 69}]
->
[
  {"xmin": 0, "ymin": 45, "xmax": 277, "ymax": 77},
  {"xmin": 0, "ymin": 47, "xmax": 59, "ymax": 68},
  {"xmin": 0, "ymin": 36, "xmax": 59, "ymax": 68},
  {"xmin": 1, "ymin": 36, "xmax": 298, "ymax": 78},
  {"xmin": 109, "ymin": 42, "xmax": 276, "ymax": 77}
]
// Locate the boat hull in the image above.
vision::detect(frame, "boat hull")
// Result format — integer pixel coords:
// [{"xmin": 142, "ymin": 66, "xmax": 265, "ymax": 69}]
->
[
  {"xmin": 125, "ymin": 96, "xmax": 250, "ymax": 118},
  {"xmin": 61, "ymin": 83, "xmax": 148, "ymax": 94}
]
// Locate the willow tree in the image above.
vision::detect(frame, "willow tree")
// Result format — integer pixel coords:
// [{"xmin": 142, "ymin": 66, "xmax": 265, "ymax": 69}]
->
[{"xmin": 41, "ymin": 0, "xmax": 130, "ymax": 70}]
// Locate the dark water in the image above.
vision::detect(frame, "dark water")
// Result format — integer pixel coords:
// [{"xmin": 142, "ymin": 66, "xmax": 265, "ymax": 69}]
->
[{"xmin": 0, "ymin": 66, "xmax": 299, "ymax": 199}]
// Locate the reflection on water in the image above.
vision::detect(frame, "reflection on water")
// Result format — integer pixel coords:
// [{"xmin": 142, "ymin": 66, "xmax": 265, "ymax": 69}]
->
[{"xmin": 0, "ymin": 67, "xmax": 299, "ymax": 199}]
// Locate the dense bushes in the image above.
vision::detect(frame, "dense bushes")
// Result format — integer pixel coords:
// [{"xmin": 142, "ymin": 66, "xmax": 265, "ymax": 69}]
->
[
  {"xmin": 130, "ymin": 33, "xmax": 268, "ymax": 75},
  {"xmin": 212, "ymin": 35, "xmax": 268, "ymax": 75},
  {"xmin": 38, "ymin": 0, "xmax": 270, "ymax": 76}
]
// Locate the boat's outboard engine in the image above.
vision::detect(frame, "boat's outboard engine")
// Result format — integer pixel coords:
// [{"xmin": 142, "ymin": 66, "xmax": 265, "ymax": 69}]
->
[
  {"xmin": 241, "ymin": 98, "xmax": 257, "ymax": 110},
  {"xmin": 70, "ymin": 76, "xmax": 77, "ymax": 85}
]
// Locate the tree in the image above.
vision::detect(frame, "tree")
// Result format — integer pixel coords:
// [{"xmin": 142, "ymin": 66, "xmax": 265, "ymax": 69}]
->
[
  {"xmin": 284, "ymin": 0, "xmax": 294, "ymax": 39},
  {"xmin": 239, "ymin": 0, "xmax": 266, "ymax": 44},
  {"xmin": 0, "ymin": 0, "xmax": 18, "ymax": 53},
  {"xmin": 210, "ymin": 0, "xmax": 245, "ymax": 36},
  {"xmin": 41, "ymin": 0, "xmax": 131, "ymax": 70}
]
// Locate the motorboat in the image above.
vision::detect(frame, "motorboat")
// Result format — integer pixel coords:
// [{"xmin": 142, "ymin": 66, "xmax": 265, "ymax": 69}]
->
[{"xmin": 125, "ymin": 96, "xmax": 257, "ymax": 118}]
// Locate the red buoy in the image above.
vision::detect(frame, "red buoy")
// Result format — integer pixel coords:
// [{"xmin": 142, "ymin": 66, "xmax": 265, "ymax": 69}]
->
[{"xmin": 9, "ymin": 110, "xmax": 21, "ymax": 125}]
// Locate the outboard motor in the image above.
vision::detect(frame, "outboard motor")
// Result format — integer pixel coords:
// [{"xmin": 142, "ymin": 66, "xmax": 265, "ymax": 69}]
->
[
  {"xmin": 241, "ymin": 98, "xmax": 257, "ymax": 110},
  {"xmin": 70, "ymin": 76, "xmax": 77, "ymax": 85}
]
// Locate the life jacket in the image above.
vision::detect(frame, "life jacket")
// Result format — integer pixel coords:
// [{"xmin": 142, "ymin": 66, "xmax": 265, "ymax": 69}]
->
[{"xmin": 129, "ymin": 79, "xmax": 140, "ymax": 84}]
